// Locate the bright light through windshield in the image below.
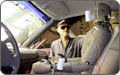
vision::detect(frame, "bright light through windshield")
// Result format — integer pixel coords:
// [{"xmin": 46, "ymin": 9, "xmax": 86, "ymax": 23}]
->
[
  {"xmin": 1, "ymin": 1, "xmax": 45, "ymax": 45},
  {"xmin": 12, "ymin": 14, "xmax": 35, "ymax": 29},
  {"xmin": 1, "ymin": 1, "xmax": 19, "ymax": 20},
  {"xmin": 1, "ymin": 28, "xmax": 8, "ymax": 41}
]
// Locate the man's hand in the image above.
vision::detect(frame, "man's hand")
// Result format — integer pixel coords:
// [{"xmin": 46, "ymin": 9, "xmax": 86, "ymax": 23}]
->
[{"xmin": 50, "ymin": 60, "xmax": 58, "ymax": 65}]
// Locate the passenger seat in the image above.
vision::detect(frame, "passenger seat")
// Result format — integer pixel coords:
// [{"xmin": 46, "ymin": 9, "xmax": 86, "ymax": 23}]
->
[{"xmin": 92, "ymin": 25, "xmax": 119, "ymax": 74}]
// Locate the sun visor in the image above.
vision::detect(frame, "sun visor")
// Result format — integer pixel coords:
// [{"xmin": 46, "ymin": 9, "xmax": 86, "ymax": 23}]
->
[{"xmin": 41, "ymin": 1, "xmax": 69, "ymax": 17}]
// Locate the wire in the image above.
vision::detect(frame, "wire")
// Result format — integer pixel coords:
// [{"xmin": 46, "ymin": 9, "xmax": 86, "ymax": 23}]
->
[
  {"xmin": 87, "ymin": 22, "xmax": 101, "ymax": 74},
  {"xmin": 91, "ymin": 31, "xmax": 101, "ymax": 74},
  {"xmin": 99, "ymin": 3, "xmax": 110, "ymax": 16}
]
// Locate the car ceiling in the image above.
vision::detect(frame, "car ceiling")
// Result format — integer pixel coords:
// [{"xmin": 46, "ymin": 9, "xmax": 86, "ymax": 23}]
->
[{"xmin": 31, "ymin": 0, "xmax": 119, "ymax": 20}]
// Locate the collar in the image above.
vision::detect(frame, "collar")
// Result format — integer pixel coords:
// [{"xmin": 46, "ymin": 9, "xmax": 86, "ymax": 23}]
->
[{"xmin": 59, "ymin": 37, "xmax": 70, "ymax": 44}]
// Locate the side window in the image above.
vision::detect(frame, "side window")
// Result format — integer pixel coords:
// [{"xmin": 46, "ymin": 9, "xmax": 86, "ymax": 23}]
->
[{"xmin": 30, "ymin": 25, "xmax": 59, "ymax": 49}]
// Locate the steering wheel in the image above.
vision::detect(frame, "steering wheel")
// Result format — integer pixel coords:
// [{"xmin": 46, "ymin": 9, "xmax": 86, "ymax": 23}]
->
[{"xmin": 1, "ymin": 23, "xmax": 20, "ymax": 74}]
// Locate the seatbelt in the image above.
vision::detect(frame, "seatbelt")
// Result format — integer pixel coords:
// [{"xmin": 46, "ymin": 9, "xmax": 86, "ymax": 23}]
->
[{"xmin": 64, "ymin": 38, "xmax": 72, "ymax": 57}]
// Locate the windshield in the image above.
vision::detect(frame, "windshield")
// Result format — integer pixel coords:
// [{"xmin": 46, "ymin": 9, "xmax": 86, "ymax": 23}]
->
[{"xmin": 1, "ymin": 1, "xmax": 48, "ymax": 46}]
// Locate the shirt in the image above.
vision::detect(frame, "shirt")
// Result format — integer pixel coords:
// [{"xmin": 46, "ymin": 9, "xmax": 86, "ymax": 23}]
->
[{"xmin": 49, "ymin": 37, "xmax": 84, "ymax": 58}]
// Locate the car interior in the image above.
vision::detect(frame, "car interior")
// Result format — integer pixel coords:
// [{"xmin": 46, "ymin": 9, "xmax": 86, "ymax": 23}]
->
[{"xmin": 1, "ymin": 0, "xmax": 119, "ymax": 74}]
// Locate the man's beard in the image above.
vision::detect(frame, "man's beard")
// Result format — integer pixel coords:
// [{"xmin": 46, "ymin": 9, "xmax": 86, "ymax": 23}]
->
[{"xmin": 61, "ymin": 32, "xmax": 69, "ymax": 37}]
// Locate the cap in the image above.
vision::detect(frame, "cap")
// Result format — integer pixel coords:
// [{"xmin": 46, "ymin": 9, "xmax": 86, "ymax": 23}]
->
[{"xmin": 57, "ymin": 20, "xmax": 70, "ymax": 27}]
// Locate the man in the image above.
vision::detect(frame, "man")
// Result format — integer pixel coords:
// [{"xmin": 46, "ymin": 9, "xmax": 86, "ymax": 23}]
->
[
  {"xmin": 49, "ymin": 20, "xmax": 84, "ymax": 59},
  {"xmin": 30, "ymin": 20, "xmax": 84, "ymax": 74}
]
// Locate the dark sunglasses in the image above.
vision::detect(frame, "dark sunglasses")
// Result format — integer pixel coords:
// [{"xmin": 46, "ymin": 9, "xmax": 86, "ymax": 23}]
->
[{"xmin": 61, "ymin": 26, "xmax": 70, "ymax": 30}]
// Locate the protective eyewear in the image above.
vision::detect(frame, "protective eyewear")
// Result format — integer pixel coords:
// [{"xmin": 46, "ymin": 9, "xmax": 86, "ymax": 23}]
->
[{"xmin": 60, "ymin": 26, "xmax": 70, "ymax": 30}]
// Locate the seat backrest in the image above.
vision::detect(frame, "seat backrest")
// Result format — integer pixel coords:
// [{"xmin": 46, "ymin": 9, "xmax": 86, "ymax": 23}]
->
[
  {"xmin": 92, "ymin": 26, "xmax": 119, "ymax": 74},
  {"xmin": 81, "ymin": 25, "xmax": 111, "ymax": 65}
]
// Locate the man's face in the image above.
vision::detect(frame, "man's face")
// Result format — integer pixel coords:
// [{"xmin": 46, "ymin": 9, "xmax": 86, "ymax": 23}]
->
[{"xmin": 57, "ymin": 23, "xmax": 70, "ymax": 37}]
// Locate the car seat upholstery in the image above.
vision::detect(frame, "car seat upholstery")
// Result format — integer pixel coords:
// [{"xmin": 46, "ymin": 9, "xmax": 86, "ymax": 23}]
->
[
  {"xmin": 30, "ymin": 24, "xmax": 111, "ymax": 74},
  {"xmin": 62, "ymin": 24, "xmax": 111, "ymax": 74},
  {"xmin": 92, "ymin": 25, "xmax": 119, "ymax": 74}
]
